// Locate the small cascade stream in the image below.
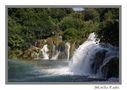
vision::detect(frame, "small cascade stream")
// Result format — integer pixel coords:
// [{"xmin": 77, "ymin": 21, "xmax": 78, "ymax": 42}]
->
[
  {"xmin": 41, "ymin": 44, "xmax": 49, "ymax": 60},
  {"xmin": 51, "ymin": 51, "xmax": 60, "ymax": 60},
  {"xmin": 65, "ymin": 42, "xmax": 71, "ymax": 60}
]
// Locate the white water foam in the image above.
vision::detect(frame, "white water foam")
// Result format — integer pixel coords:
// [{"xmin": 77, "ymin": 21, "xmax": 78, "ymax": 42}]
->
[
  {"xmin": 65, "ymin": 42, "xmax": 71, "ymax": 60},
  {"xmin": 69, "ymin": 32, "xmax": 119, "ymax": 79},
  {"xmin": 51, "ymin": 51, "xmax": 60, "ymax": 60},
  {"xmin": 41, "ymin": 44, "xmax": 49, "ymax": 60}
]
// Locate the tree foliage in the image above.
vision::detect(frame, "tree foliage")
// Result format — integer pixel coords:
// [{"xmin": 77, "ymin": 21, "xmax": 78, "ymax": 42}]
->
[
  {"xmin": 8, "ymin": 8, "xmax": 119, "ymax": 58},
  {"xmin": 96, "ymin": 8, "xmax": 119, "ymax": 46}
]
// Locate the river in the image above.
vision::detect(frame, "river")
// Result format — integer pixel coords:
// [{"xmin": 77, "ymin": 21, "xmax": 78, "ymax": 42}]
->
[{"xmin": 8, "ymin": 60, "xmax": 106, "ymax": 82}]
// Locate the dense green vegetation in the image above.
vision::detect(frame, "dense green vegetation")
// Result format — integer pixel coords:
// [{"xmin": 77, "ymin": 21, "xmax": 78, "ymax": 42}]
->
[{"xmin": 8, "ymin": 8, "xmax": 119, "ymax": 59}]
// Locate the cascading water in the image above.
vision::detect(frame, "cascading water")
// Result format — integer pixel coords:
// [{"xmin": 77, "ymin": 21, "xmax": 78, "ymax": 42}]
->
[
  {"xmin": 69, "ymin": 33, "xmax": 101, "ymax": 75},
  {"xmin": 41, "ymin": 44, "xmax": 49, "ymax": 60},
  {"xmin": 69, "ymin": 32, "xmax": 119, "ymax": 79},
  {"xmin": 65, "ymin": 42, "xmax": 71, "ymax": 60},
  {"xmin": 51, "ymin": 51, "xmax": 60, "ymax": 60}
]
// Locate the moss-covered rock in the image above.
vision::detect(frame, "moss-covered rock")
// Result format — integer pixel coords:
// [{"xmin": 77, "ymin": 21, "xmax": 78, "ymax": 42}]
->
[{"xmin": 22, "ymin": 46, "xmax": 40, "ymax": 60}]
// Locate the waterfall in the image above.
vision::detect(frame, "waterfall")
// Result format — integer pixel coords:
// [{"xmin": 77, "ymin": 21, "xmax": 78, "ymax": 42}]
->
[
  {"xmin": 69, "ymin": 32, "xmax": 119, "ymax": 78},
  {"xmin": 51, "ymin": 51, "xmax": 60, "ymax": 60},
  {"xmin": 69, "ymin": 33, "xmax": 101, "ymax": 75},
  {"xmin": 41, "ymin": 44, "xmax": 49, "ymax": 60},
  {"xmin": 65, "ymin": 42, "xmax": 71, "ymax": 60},
  {"xmin": 52, "ymin": 44, "xmax": 56, "ymax": 57}
]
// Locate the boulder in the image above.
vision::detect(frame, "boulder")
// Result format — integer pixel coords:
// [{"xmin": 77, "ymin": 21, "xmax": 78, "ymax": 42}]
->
[
  {"xmin": 101, "ymin": 57, "xmax": 119, "ymax": 78},
  {"xmin": 91, "ymin": 49, "xmax": 107, "ymax": 74}
]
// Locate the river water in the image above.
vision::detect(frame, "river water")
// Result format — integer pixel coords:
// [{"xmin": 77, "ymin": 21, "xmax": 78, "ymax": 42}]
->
[{"xmin": 8, "ymin": 60, "xmax": 107, "ymax": 82}]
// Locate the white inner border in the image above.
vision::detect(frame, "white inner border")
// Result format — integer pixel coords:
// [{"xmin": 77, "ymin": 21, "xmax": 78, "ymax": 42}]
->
[{"xmin": 0, "ymin": 0, "xmax": 127, "ymax": 90}]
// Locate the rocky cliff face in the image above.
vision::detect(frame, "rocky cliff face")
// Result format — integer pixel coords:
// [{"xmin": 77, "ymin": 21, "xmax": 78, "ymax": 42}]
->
[{"xmin": 19, "ymin": 36, "xmax": 76, "ymax": 60}]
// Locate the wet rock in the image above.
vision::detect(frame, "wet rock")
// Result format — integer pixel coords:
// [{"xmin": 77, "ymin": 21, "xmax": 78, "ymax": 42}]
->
[
  {"xmin": 22, "ymin": 46, "xmax": 40, "ymax": 60},
  {"xmin": 101, "ymin": 57, "xmax": 119, "ymax": 78},
  {"xmin": 91, "ymin": 49, "xmax": 107, "ymax": 74}
]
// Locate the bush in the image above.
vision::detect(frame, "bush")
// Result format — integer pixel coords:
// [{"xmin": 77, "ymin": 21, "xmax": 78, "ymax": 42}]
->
[{"xmin": 63, "ymin": 28, "xmax": 80, "ymax": 42}]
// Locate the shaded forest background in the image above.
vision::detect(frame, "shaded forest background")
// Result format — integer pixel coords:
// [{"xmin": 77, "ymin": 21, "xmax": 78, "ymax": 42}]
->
[{"xmin": 8, "ymin": 8, "xmax": 119, "ymax": 59}]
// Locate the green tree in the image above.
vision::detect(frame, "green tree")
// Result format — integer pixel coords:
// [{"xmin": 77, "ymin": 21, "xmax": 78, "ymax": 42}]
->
[
  {"xmin": 8, "ymin": 16, "xmax": 24, "ymax": 50},
  {"xmin": 83, "ymin": 8, "xmax": 100, "ymax": 22},
  {"xmin": 59, "ymin": 16, "xmax": 84, "ymax": 31},
  {"xmin": 97, "ymin": 9, "xmax": 119, "ymax": 46},
  {"xmin": 63, "ymin": 28, "xmax": 80, "ymax": 42}
]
